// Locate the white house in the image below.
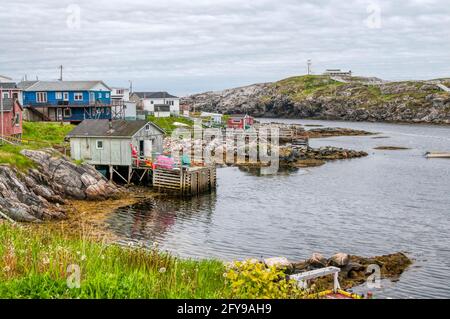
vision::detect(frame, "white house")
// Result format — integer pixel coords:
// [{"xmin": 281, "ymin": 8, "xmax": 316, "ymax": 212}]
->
[
  {"xmin": 130, "ymin": 91, "xmax": 180, "ymax": 117},
  {"xmin": 111, "ymin": 87, "xmax": 135, "ymax": 120},
  {"xmin": 123, "ymin": 101, "xmax": 137, "ymax": 120},
  {"xmin": 111, "ymin": 87, "xmax": 130, "ymax": 105},
  {"xmin": 200, "ymin": 112, "xmax": 223, "ymax": 125},
  {"xmin": 323, "ymin": 69, "xmax": 352, "ymax": 77}
]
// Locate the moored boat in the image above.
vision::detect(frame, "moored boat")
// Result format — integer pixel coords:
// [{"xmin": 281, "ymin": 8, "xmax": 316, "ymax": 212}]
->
[{"xmin": 425, "ymin": 152, "xmax": 450, "ymax": 159}]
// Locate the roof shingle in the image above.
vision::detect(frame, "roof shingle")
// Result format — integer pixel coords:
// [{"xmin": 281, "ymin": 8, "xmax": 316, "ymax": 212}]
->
[
  {"xmin": 66, "ymin": 120, "xmax": 164, "ymax": 138},
  {"xmin": 19, "ymin": 81, "xmax": 111, "ymax": 92},
  {"xmin": 132, "ymin": 92, "xmax": 178, "ymax": 99}
]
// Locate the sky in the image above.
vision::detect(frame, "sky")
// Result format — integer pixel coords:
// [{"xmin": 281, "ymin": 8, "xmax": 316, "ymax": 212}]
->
[{"xmin": 0, "ymin": 0, "xmax": 449, "ymax": 96}]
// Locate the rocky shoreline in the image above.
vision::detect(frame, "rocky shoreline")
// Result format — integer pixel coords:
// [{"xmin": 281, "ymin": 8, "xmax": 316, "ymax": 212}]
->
[
  {"xmin": 233, "ymin": 252, "xmax": 412, "ymax": 292},
  {"xmin": 0, "ymin": 149, "xmax": 121, "ymax": 222},
  {"xmin": 279, "ymin": 146, "xmax": 368, "ymax": 168},
  {"xmin": 306, "ymin": 127, "xmax": 375, "ymax": 139}
]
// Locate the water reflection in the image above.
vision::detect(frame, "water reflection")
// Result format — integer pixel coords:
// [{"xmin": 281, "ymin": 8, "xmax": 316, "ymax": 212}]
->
[
  {"xmin": 238, "ymin": 166, "xmax": 301, "ymax": 176},
  {"xmin": 107, "ymin": 193, "xmax": 217, "ymax": 247}
]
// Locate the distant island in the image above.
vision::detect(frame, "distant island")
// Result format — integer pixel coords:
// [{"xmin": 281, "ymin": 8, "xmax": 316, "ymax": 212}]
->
[{"xmin": 182, "ymin": 75, "xmax": 450, "ymax": 124}]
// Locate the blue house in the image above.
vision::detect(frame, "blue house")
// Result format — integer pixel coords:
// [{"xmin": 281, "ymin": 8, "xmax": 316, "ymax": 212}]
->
[{"xmin": 18, "ymin": 80, "xmax": 112, "ymax": 123}]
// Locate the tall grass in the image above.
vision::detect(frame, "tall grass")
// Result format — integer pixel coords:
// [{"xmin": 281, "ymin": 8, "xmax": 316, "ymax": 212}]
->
[
  {"xmin": 0, "ymin": 223, "xmax": 230, "ymax": 299},
  {"xmin": 0, "ymin": 122, "xmax": 75, "ymax": 170},
  {"xmin": 22, "ymin": 122, "xmax": 75, "ymax": 144}
]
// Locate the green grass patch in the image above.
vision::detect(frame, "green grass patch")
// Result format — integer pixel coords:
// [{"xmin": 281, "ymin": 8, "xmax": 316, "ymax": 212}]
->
[
  {"xmin": 0, "ymin": 122, "xmax": 75, "ymax": 170},
  {"xmin": 147, "ymin": 116, "xmax": 194, "ymax": 135},
  {"xmin": 0, "ymin": 223, "xmax": 230, "ymax": 299},
  {"xmin": 22, "ymin": 122, "xmax": 75, "ymax": 144},
  {"xmin": 0, "ymin": 144, "xmax": 36, "ymax": 171},
  {"xmin": 272, "ymin": 75, "xmax": 344, "ymax": 101}
]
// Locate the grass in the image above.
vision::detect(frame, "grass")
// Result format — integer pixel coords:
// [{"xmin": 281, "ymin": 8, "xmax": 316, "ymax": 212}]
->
[
  {"xmin": 0, "ymin": 122, "xmax": 75, "ymax": 171},
  {"xmin": 22, "ymin": 122, "xmax": 75, "ymax": 144},
  {"xmin": 273, "ymin": 75, "xmax": 344, "ymax": 101},
  {"xmin": 0, "ymin": 222, "xmax": 230, "ymax": 299},
  {"xmin": 147, "ymin": 115, "xmax": 194, "ymax": 135}
]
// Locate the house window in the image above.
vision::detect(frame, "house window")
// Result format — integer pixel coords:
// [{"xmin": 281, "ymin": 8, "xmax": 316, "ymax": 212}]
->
[
  {"xmin": 36, "ymin": 92, "xmax": 47, "ymax": 103},
  {"xmin": 98, "ymin": 93, "xmax": 102, "ymax": 98},
  {"xmin": 96, "ymin": 140, "xmax": 104, "ymax": 150},
  {"xmin": 2, "ymin": 92, "xmax": 9, "ymax": 98},
  {"xmin": 55, "ymin": 92, "xmax": 62, "ymax": 99},
  {"xmin": 74, "ymin": 92, "xmax": 83, "ymax": 101},
  {"xmin": 105, "ymin": 93, "xmax": 109, "ymax": 98},
  {"xmin": 145, "ymin": 124, "xmax": 150, "ymax": 131},
  {"xmin": 14, "ymin": 113, "xmax": 20, "ymax": 126},
  {"xmin": 63, "ymin": 108, "xmax": 72, "ymax": 118},
  {"xmin": 150, "ymin": 101, "xmax": 154, "ymax": 104},
  {"xmin": 63, "ymin": 92, "xmax": 69, "ymax": 101}
]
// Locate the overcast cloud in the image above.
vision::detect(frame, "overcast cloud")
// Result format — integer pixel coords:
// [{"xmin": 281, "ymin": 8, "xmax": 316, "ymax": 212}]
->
[{"xmin": 0, "ymin": 0, "xmax": 449, "ymax": 95}]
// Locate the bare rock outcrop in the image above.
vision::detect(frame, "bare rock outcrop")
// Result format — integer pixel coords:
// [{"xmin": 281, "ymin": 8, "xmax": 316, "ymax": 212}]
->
[{"xmin": 0, "ymin": 149, "xmax": 121, "ymax": 222}]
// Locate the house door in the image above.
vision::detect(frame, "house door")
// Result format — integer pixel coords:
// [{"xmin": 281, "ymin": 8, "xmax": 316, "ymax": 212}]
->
[
  {"xmin": 57, "ymin": 108, "xmax": 63, "ymax": 121},
  {"xmin": 144, "ymin": 139, "xmax": 153, "ymax": 158},
  {"xmin": 90, "ymin": 92, "xmax": 95, "ymax": 104},
  {"xmin": 139, "ymin": 140, "xmax": 144, "ymax": 157}
]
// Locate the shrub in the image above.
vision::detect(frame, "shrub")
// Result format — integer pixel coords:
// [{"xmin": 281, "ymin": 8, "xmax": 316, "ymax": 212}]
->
[{"xmin": 225, "ymin": 260, "xmax": 306, "ymax": 299}]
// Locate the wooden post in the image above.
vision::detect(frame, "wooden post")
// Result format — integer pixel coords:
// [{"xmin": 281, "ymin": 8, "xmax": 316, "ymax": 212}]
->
[
  {"xmin": 109, "ymin": 165, "xmax": 113, "ymax": 181},
  {"xmin": 127, "ymin": 166, "xmax": 132, "ymax": 184}
]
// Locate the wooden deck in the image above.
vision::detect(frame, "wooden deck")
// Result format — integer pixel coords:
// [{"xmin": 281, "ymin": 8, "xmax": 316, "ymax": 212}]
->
[{"xmin": 153, "ymin": 166, "xmax": 216, "ymax": 196}]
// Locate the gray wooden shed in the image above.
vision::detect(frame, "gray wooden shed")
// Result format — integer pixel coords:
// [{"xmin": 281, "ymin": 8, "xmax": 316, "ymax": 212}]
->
[{"xmin": 67, "ymin": 119, "xmax": 165, "ymax": 183}]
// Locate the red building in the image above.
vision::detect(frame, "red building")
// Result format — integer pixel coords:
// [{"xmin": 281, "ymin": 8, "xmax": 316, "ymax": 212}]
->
[
  {"xmin": 0, "ymin": 81, "xmax": 22, "ymax": 102},
  {"xmin": 227, "ymin": 114, "xmax": 254, "ymax": 129},
  {"xmin": 0, "ymin": 97, "xmax": 23, "ymax": 139}
]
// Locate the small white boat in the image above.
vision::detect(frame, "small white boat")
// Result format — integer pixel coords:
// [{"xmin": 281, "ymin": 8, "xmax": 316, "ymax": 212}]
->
[{"xmin": 425, "ymin": 152, "xmax": 450, "ymax": 159}]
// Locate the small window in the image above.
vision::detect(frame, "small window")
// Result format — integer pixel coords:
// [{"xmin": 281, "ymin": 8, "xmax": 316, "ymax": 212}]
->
[
  {"xmin": 74, "ymin": 92, "xmax": 83, "ymax": 101},
  {"xmin": 151, "ymin": 101, "xmax": 154, "ymax": 104},
  {"xmin": 63, "ymin": 108, "xmax": 72, "ymax": 118},
  {"xmin": 98, "ymin": 92, "xmax": 102, "ymax": 98},
  {"xmin": 36, "ymin": 92, "xmax": 47, "ymax": 103},
  {"xmin": 145, "ymin": 124, "xmax": 150, "ymax": 131},
  {"xmin": 55, "ymin": 92, "xmax": 62, "ymax": 99},
  {"xmin": 105, "ymin": 93, "xmax": 109, "ymax": 98},
  {"xmin": 96, "ymin": 140, "xmax": 104, "ymax": 150},
  {"xmin": 63, "ymin": 92, "xmax": 69, "ymax": 101},
  {"xmin": 14, "ymin": 113, "xmax": 20, "ymax": 126},
  {"xmin": 3, "ymin": 92, "xmax": 10, "ymax": 98}
]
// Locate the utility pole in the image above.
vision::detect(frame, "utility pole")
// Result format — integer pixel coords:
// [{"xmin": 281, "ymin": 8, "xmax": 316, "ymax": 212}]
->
[
  {"xmin": 307, "ymin": 59, "xmax": 312, "ymax": 75},
  {"xmin": 129, "ymin": 80, "xmax": 133, "ymax": 93},
  {"xmin": 59, "ymin": 65, "xmax": 63, "ymax": 81}
]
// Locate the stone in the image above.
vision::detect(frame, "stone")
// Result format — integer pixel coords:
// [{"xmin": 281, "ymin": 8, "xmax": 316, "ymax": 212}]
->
[
  {"xmin": 264, "ymin": 257, "xmax": 291, "ymax": 269},
  {"xmin": 328, "ymin": 253, "xmax": 350, "ymax": 267},
  {"xmin": 308, "ymin": 253, "xmax": 327, "ymax": 268}
]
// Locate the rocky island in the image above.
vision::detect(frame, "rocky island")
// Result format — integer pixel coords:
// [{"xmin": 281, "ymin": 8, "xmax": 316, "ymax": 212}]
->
[{"xmin": 182, "ymin": 75, "xmax": 450, "ymax": 124}]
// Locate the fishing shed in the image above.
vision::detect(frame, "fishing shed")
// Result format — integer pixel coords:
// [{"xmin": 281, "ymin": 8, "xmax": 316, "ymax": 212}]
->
[{"xmin": 66, "ymin": 119, "xmax": 165, "ymax": 183}]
